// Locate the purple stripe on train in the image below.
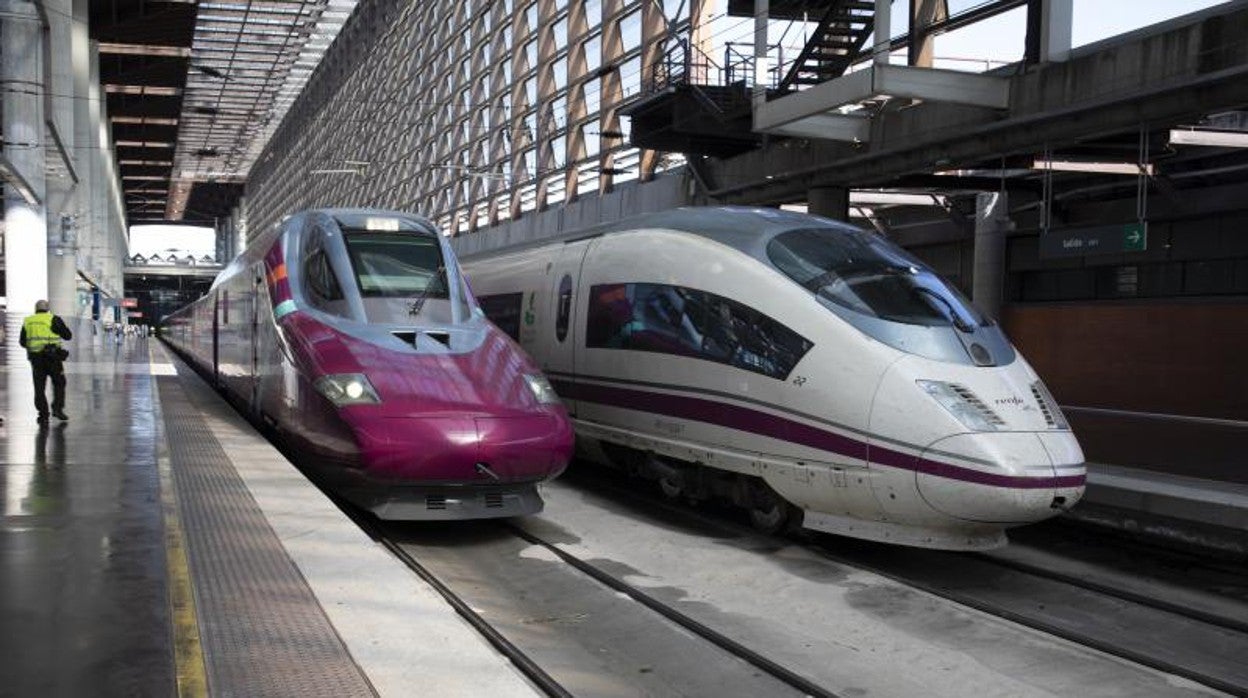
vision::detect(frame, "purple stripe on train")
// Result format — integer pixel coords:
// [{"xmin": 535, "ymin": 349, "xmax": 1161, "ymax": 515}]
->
[{"xmin": 551, "ymin": 378, "xmax": 1086, "ymax": 490}]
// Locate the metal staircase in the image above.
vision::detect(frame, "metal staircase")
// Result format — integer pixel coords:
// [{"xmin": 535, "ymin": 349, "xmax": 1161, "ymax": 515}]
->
[{"xmin": 777, "ymin": 1, "xmax": 877, "ymax": 92}]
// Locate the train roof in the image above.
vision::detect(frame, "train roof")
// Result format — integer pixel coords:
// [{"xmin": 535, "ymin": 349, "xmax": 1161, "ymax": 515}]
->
[
  {"xmin": 210, "ymin": 207, "xmax": 441, "ymax": 291},
  {"xmin": 460, "ymin": 206, "xmax": 863, "ymax": 260}
]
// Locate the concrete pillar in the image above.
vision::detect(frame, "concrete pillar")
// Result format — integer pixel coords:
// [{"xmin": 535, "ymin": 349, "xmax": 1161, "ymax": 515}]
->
[
  {"xmin": 808, "ymin": 186, "xmax": 850, "ymax": 222},
  {"xmin": 70, "ymin": 0, "xmax": 93, "ymax": 331},
  {"xmin": 3, "ymin": 0, "xmax": 49, "ymax": 352},
  {"xmin": 752, "ymin": 0, "xmax": 768, "ymax": 109},
  {"xmin": 972, "ymin": 191, "xmax": 1009, "ymax": 321},
  {"xmin": 908, "ymin": 0, "xmax": 947, "ymax": 68},
  {"xmin": 874, "ymin": 0, "xmax": 891, "ymax": 65},
  {"xmin": 1026, "ymin": 0, "xmax": 1072, "ymax": 64},
  {"xmin": 46, "ymin": 0, "xmax": 79, "ymax": 319}
]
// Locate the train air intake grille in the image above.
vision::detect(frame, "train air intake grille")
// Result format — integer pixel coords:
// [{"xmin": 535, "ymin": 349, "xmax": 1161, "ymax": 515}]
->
[
  {"xmin": 425, "ymin": 495, "xmax": 447, "ymax": 510},
  {"xmin": 949, "ymin": 384, "xmax": 1007, "ymax": 428},
  {"xmin": 484, "ymin": 492, "xmax": 504, "ymax": 508},
  {"xmin": 1029, "ymin": 381, "xmax": 1069, "ymax": 429}
]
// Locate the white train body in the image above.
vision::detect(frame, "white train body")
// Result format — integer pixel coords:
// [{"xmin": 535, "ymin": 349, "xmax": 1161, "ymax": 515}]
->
[{"xmin": 462, "ymin": 207, "xmax": 1085, "ymax": 549}]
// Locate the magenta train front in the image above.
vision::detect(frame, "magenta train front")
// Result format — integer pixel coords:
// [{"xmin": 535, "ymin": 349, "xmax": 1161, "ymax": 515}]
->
[{"xmin": 163, "ymin": 209, "xmax": 573, "ymax": 519}]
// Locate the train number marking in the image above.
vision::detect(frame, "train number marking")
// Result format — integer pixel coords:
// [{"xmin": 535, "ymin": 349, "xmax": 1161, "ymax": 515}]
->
[{"xmin": 792, "ymin": 375, "xmax": 807, "ymax": 387}]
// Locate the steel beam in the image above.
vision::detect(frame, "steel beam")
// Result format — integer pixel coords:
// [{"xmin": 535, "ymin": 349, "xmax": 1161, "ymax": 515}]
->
[{"xmin": 755, "ymin": 64, "xmax": 1009, "ymax": 142}]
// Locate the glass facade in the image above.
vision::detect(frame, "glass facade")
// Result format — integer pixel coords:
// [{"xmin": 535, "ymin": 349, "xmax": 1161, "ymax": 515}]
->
[{"xmin": 247, "ymin": 0, "xmax": 698, "ymax": 239}]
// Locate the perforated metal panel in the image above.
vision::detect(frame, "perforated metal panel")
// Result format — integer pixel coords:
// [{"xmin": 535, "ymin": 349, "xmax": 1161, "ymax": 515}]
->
[{"xmin": 156, "ymin": 375, "xmax": 375, "ymax": 697}]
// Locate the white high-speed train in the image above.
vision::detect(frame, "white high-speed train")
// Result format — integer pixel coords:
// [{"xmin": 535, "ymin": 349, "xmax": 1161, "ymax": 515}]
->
[{"xmin": 461, "ymin": 207, "xmax": 1085, "ymax": 549}]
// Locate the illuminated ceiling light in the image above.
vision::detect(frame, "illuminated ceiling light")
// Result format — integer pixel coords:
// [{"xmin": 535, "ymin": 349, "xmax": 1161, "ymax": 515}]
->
[
  {"xmin": 116, "ymin": 141, "xmax": 175, "ymax": 148},
  {"xmin": 104, "ymin": 85, "xmax": 184, "ymax": 96},
  {"xmin": 849, "ymin": 191, "xmax": 948, "ymax": 206},
  {"xmin": 1168, "ymin": 128, "xmax": 1248, "ymax": 148},
  {"xmin": 111, "ymin": 116, "xmax": 179, "ymax": 126},
  {"xmin": 1031, "ymin": 158, "xmax": 1155, "ymax": 176},
  {"xmin": 98, "ymin": 43, "xmax": 192, "ymax": 57}
]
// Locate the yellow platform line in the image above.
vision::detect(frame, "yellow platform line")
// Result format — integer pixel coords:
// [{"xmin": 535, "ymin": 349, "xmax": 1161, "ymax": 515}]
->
[{"xmin": 151, "ymin": 344, "xmax": 208, "ymax": 697}]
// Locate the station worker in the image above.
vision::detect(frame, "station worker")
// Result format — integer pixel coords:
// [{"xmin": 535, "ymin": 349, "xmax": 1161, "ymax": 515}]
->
[{"xmin": 19, "ymin": 299, "xmax": 73, "ymax": 424}]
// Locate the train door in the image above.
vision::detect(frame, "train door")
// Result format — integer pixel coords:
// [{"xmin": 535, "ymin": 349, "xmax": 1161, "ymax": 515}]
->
[
  {"xmin": 545, "ymin": 240, "xmax": 594, "ymax": 417},
  {"xmin": 250, "ymin": 264, "xmax": 264, "ymax": 408},
  {"xmin": 213, "ymin": 292, "xmax": 222, "ymax": 384}
]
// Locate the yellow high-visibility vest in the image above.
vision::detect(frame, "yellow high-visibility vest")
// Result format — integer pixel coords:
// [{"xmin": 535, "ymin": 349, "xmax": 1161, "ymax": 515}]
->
[{"xmin": 23, "ymin": 313, "xmax": 61, "ymax": 353}]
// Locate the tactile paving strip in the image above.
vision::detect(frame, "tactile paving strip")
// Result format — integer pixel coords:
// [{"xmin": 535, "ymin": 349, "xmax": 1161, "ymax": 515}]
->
[{"xmin": 155, "ymin": 374, "xmax": 376, "ymax": 697}]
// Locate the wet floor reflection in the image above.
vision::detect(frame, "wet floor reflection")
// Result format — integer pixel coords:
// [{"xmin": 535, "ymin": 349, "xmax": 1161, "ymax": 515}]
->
[{"xmin": 0, "ymin": 330, "xmax": 174, "ymax": 695}]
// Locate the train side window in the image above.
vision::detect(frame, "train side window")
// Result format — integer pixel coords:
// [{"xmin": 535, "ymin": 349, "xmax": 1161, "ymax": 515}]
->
[
  {"xmin": 478, "ymin": 292, "xmax": 524, "ymax": 341},
  {"xmin": 555, "ymin": 274, "xmax": 573, "ymax": 343},
  {"xmin": 586, "ymin": 282, "xmax": 812, "ymax": 380},
  {"xmin": 305, "ymin": 250, "xmax": 343, "ymax": 303}
]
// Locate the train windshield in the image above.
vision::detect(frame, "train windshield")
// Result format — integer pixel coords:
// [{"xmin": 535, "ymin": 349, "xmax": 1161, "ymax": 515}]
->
[
  {"xmin": 342, "ymin": 231, "xmax": 449, "ymax": 298},
  {"xmin": 766, "ymin": 228, "xmax": 986, "ymax": 330}
]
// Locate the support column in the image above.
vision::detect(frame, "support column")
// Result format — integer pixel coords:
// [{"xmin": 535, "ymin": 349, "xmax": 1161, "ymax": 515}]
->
[
  {"xmin": 3, "ymin": 0, "xmax": 49, "ymax": 351},
  {"xmin": 46, "ymin": 0, "xmax": 79, "ymax": 320},
  {"xmin": 752, "ymin": 0, "xmax": 768, "ymax": 110},
  {"xmin": 809, "ymin": 186, "xmax": 850, "ymax": 222},
  {"xmin": 874, "ymin": 0, "xmax": 892, "ymax": 65},
  {"xmin": 972, "ymin": 191, "xmax": 1009, "ymax": 321},
  {"xmin": 908, "ymin": 0, "xmax": 947, "ymax": 68},
  {"xmin": 1025, "ymin": 0, "xmax": 1072, "ymax": 64}
]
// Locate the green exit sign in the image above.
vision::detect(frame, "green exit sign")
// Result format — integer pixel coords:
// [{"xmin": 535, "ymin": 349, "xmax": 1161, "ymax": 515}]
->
[
  {"xmin": 1040, "ymin": 221, "xmax": 1150, "ymax": 258},
  {"xmin": 1122, "ymin": 222, "xmax": 1147, "ymax": 252}
]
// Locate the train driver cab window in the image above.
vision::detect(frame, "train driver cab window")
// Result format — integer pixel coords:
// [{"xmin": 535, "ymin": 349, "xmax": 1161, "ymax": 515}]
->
[
  {"xmin": 342, "ymin": 231, "xmax": 448, "ymax": 299},
  {"xmin": 767, "ymin": 227, "xmax": 986, "ymax": 330}
]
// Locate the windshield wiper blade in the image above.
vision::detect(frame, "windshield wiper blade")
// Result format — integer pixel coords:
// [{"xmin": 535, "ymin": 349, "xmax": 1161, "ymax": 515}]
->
[
  {"xmin": 407, "ymin": 265, "xmax": 446, "ymax": 317},
  {"xmin": 914, "ymin": 287, "xmax": 975, "ymax": 333}
]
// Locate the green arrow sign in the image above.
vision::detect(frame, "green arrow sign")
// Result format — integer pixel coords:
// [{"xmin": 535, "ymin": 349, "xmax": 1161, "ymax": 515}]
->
[{"xmin": 1123, "ymin": 222, "xmax": 1147, "ymax": 252}]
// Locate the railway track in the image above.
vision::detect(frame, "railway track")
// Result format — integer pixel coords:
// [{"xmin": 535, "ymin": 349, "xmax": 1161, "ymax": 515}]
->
[
  {"xmin": 358, "ymin": 514, "xmax": 837, "ymax": 697},
  {"xmin": 564, "ymin": 467, "xmax": 1248, "ymax": 697}
]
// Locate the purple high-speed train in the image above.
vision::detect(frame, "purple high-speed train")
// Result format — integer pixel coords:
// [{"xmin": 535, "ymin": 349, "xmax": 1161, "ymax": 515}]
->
[{"xmin": 163, "ymin": 209, "xmax": 574, "ymax": 519}]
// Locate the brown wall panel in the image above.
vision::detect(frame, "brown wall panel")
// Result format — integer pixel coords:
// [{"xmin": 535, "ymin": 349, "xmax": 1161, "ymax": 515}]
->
[{"xmin": 1002, "ymin": 301, "xmax": 1248, "ymax": 420}]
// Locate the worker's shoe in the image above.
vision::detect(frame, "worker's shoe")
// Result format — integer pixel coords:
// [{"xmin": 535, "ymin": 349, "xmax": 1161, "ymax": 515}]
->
[{"xmin": 52, "ymin": 411, "xmax": 68, "ymax": 421}]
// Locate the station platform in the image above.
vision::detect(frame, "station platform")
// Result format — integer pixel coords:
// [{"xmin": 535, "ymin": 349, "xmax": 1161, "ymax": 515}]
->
[
  {"xmin": 1, "ymin": 330, "xmax": 1243, "ymax": 697},
  {"xmin": 0, "ymin": 335, "xmax": 538, "ymax": 697},
  {"xmin": 1070, "ymin": 462, "xmax": 1248, "ymax": 558}
]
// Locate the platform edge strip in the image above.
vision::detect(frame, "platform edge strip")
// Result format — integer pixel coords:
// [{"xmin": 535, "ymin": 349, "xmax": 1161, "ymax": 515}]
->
[{"xmin": 150, "ymin": 344, "xmax": 209, "ymax": 698}]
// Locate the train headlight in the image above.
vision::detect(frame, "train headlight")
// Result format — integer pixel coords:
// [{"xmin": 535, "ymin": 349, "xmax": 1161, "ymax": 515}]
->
[
  {"xmin": 916, "ymin": 380, "xmax": 1005, "ymax": 432},
  {"xmin": 523, "ymin": 373, "xmax": 561, "ymax": 405},
  {"xmin": 316, "ymin": 373, "xmax": 381, "ymax": 406}
]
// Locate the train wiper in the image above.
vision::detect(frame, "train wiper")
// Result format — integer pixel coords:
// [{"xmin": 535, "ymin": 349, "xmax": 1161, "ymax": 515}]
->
[
  {"xmin": 913, "ymin": 286, "xmax": 975, "ymax": 333},
  {"xmin": 407, "ymin": 265, "xmax": 446, "ymax": 317}
]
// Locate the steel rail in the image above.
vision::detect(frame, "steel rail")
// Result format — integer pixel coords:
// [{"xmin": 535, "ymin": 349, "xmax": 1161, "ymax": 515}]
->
[
  {"xmin": 372, "ymin": 531, "xmax": 575, "ymax": 698},
  {"xmin": 570, "ymin": 471, "xmax": 1248, "ymax": 697},
  {"xmin": 504, "ymin": 521, "xmax": 840, "ymax": 698},
  {"xmin": 970, "ymin": 549, "xmax": 1248, "ymax": 636}
]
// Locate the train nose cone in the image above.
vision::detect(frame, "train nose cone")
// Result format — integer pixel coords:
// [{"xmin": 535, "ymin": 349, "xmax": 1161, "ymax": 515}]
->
[
  {"xmin": 357, "ymin": 414, "xmax": 572, "ymax": 481},
  {"xmin": 916, "ymin": 433, "xmax": 1086, "ymax": 524},
  {"xmin": 474, "ymin": 415, "xmax": 574, "ymax": 480}
]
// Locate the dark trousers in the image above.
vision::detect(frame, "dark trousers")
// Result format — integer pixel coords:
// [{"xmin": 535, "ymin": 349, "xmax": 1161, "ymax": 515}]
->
[{"xmin": 30, "ymin": 353, "xmax": 66, "ymax": 417}]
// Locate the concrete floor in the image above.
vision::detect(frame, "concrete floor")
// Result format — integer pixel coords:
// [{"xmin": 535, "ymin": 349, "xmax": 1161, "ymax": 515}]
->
[{"xmin": 0, "ymin": 337, "xmax": 173, "ymax": 697}]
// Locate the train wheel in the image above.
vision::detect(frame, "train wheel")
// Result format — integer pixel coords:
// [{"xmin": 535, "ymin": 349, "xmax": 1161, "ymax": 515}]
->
[
  {"xmin": 747, "ymin": 481, "xmax": 790, "ymax": 534},
  {"xmin": 657, "ymin": 475, "xmax": 684, "ymax": 500}
]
